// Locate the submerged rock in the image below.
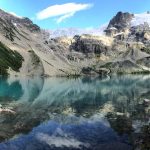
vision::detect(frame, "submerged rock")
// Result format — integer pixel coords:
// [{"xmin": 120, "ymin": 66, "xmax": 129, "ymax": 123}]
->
[
  {"xmin": 0, "ymin": 105, "xmax": 16, "ymax": 114},
  {"xmin": 0, "ymin": 108, "xmax": 15, "ymax": 114},
  {"xmin": 134, "ymin": 124, "xmax": 150, "ymax": 150},
  {"xmin": 143, "ymin": 99, "xmax": 150, "ymax": 103},
  {"xmin": 107, "ymin": 113, "xmax": 133, "ymax": 135}
]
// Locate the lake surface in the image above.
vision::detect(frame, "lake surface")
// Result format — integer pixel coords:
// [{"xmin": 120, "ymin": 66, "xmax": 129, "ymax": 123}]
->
[{"xmin": 0, "ymin": 75, "xmax": 149, "ymax": 150}]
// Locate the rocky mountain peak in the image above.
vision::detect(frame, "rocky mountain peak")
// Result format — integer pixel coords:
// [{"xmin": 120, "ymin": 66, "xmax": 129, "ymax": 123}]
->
[
  {"xmin": 105, "ymin": 12, "xmax": 134, "ymax": 36},
  {"xmin": 0, "ymin": 9, "xmax": 40, "ymax": 33},
  {"xmin": 108, "ymin": 11, "xmax": 134, "ymax": 29}
]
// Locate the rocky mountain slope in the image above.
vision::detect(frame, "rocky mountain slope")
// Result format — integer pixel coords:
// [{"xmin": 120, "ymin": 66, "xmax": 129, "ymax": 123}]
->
[{"xmin": 0, "ymin": 9, "xmax": 150, "ymax": 76}]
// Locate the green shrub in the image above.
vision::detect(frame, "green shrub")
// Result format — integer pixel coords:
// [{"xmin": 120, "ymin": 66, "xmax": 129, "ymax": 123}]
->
[{"xmin": 0, "ymin": 42, "xmax": 24, "ymax": 75}]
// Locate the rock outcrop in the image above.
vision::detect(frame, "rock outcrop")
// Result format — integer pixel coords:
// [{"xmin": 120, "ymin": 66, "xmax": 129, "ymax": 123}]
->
[{"xmin": 70, "ymin": 35, "xmax": 112, "ymax": 55}]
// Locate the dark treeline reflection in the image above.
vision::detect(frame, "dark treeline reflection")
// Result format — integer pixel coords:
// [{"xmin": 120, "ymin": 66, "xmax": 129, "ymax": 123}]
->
[{"xmin": 0, "ymin": 75, "xmax": 149, "ymax": 150}]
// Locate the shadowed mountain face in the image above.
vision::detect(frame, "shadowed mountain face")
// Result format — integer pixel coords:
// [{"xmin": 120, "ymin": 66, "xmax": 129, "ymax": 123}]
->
[
  {"xmin": 107, "ymin": 12, "xmax": 134, "ymax": 32},
  {"xmin": 0, "ymin": 75, "xmax": 149, "ymax": 150},
  {"xmin": 0, "ymin": 9, "xmax": 150, "ymax": 76}
]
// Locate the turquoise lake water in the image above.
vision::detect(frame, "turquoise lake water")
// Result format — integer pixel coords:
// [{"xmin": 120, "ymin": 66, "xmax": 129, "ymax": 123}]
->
[{"xmin": 0, "ymin": 75, "xmax": 149, "ymax": 150}]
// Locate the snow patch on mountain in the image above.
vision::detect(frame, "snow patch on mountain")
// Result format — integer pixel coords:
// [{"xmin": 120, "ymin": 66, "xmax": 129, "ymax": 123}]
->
[{"xmin": 131, "ymin": 12, "xmax": 150, "ymax": 26}]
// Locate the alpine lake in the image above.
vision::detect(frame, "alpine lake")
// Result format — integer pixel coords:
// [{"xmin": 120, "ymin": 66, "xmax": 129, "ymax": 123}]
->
[{"xmin": 0, "ymin": 75, "xmax": 149, "ymax": 150}]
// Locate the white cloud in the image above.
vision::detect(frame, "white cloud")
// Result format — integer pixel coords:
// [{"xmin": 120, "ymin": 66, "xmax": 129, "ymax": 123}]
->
[
  {"xmin": 36, "ymin": 3, "xmax": 93, "ymax": 23},
  {"xmin": 56, "ymin": 12, "xmax": 75, "ymax": 24}
]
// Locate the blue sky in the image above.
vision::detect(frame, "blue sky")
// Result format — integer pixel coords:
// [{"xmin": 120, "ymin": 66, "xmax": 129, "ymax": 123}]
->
[{"xmin": 0, "ymin": 0, "xmax": 150, "ymax": 29}]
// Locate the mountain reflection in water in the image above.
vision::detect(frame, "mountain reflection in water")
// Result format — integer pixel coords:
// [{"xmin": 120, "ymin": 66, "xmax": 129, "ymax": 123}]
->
[{"xmin": 0, "ymin": 75, "xmax": 149, "ymax": 150}]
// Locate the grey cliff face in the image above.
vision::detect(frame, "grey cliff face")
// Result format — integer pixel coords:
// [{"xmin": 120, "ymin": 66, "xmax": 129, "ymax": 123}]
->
[{"xmin": 70, "ymin": 35, "xmax": 110, "ymax": 55}]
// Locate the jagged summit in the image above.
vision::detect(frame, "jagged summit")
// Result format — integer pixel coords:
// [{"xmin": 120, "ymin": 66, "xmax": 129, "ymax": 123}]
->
[
  {"xmin": 107, "ymin": 12, "xmax": 134, "ymax": 31},
  {"xmin": 105, "ymin": 11, "xmax": 150, "ymax": 37}
]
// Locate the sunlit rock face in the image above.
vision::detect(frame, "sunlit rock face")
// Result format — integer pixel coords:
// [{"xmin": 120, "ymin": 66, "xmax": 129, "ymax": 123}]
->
[{"xmin": 0, "ymin": 75, "xmax": 150, "ymax": 150}]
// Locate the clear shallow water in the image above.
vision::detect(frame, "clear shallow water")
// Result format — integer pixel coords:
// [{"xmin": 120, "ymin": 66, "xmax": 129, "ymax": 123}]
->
[{"xmin": 0, "ymin": 75, "xmax": 149, "ymax": 150}]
